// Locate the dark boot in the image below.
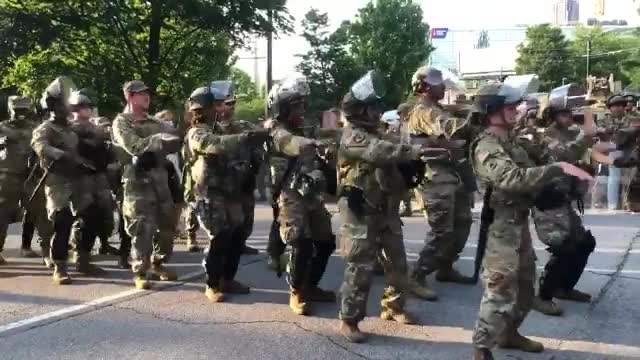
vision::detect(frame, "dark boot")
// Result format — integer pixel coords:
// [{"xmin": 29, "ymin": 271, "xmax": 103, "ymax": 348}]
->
[
  {"xmin": 554, "ymin": 289, "xmax": 591, "ymax": 303},
  {"xmin": 339, "ymin": 320, "xmax": 367, "ymax": 343},
  {"xmin": 306, "ymin": 286, "xmax": 336, "ymax": 302},
  {"xmin": 436, "ymin": 266, "xmax": 475, "ymax": 284},
  {"xmin": 473, "ymin": 347, "xmax": 494, "ymax": 360},
  {"xmin": 221, "ymin": 279, "xmax": 250, "ymax": 294},
  {"xmin": 532, "ymin": 296, "xmax": 564, "ymax": 316},
  {"xmin": 75, "ymin": 252, "xmax": 107, "ymax": 276},
  {"xmin": 498, "ymin": 330, "xmax": 544, "ymax": 353},
  {"xmin": 150, "ymin": 263, "xmax": 177, "ymax": 281},
  {"xmin": 187, "ymin": 232, "xmax": 201, "ymax": 253}
]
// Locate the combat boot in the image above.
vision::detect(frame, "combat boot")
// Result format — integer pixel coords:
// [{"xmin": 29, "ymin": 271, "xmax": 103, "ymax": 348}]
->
[
  {"xmin": 150, "ymin": 264, "xmax": 177, "ymax": 281},
  {"xmin": 242, "ymin": 245, "xmax": 259, "ymax": 255},
  {"xmin": 289, "ymin": 289, "xmax": 308, "ymax": 315},
  {"xmin": 306, "ymin": 286, "xmax": 336, "ymax": 302},
  {"xmin": 498, "ymin": 330, "xmax": 544, "ymax": 353},
  {"xmin": 220, "ymin": 279, "xmax": 250, "ymax": 294},
  {"xmin": 435, "ymin": 266, "xmax": 475, "ymax": 284},
  {"xmin": 339, "ymin": 320, "xmax": 367, "ymax": 343},
  {"xmin": 186, "ymin": 234, "xmax": 201, "ymax": 253},
  {"xmin": 0, "ymin": 253, "xmax": 6, "ymax": 265},
  {"xmin": 134, "ymin": 274, "xmax": 151, "ymax": 290},
  {"xmin": 52, "ymin": 263, "xmax": 72, "ymax": 285},
  {"xmin": 472, "ymin": 347, "xmax": 494, "ymax": 360},
  {"xmin": 380, "ymin": 309, "xmax": 417, "ymax": 325},
  {"xmin": 532, "ymin": 296, "xmax": 563, "ymax": 316},
  {"xmin": 409, "ymin": 278, "xmax": 438, "ymax": 301},
  {"xmin": 98, "ymin": 242, "xmax": 120, "ymax": 256},
  {"xmin": 75, "ymin": 252, "xmax": 107, "ymax": 276},
  {"xmin": 554, "ymin": 289, "xmax": 591, "ymax": 303},
  {"xmin": 205, "ymin": 286, "xmax": 225, "ymax": 302},
  {"xmin": 20, "ymin": 247, "xmax": 39, "ymax": 258},
  {"xmin": 118, "ymin": 254, "xmax": 130, "ymax": 270}
]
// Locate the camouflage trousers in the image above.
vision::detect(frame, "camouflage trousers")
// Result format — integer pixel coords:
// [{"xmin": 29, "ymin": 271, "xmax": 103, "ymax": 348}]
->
[
  {"xmin": 70, "ymin": 174, "xmax": 115, "ymax": 254},
  {"xmin": 338, "ymin": 197, "xmax": 410, "ymax": 322},
  {"xmin": 191, "ymin": 192, "xmax": 246, "ymax": 288},
  {"xmin": 0, "ymin": 175, "xmax": 25, "ymax": 252},
  {"xmin": 23, "ymin": 180, "xmax": 54, "ymax": 252},
  {"xmin": 122, "ymin": 169, "xmax": 177, "ymax": 275},
  {"xmin": 414, "ymin": 182, "xmax": 472, "ymax": 278},
  {"xmin": 473, "ymin": 210, "xmax": 535, "ymax": 349}
]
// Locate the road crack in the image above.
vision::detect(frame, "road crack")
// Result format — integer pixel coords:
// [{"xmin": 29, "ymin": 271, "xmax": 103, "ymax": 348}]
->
[{"xmin": 113, "ymin": 305, "xmax": 371, "ymax": 359}]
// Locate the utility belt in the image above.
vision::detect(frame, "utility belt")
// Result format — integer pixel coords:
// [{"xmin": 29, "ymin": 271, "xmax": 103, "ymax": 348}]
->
[
  {"xmin": 339, "ymin": 186, "xmax": 388, "ymax": 216},
  {"xmin": 287, "ymin": 169, "xmax": 326, "ymax": 197},
  {"xmin": 410, "ymin": 134, "xmax": 466, "ymax": 163}
]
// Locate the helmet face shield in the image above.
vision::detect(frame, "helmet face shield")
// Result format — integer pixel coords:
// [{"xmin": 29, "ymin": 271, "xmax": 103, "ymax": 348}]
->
[
  {"xmin": 267, "ymin": 76, "xmax": 310, "ymax": 119},
  {"xmin": 41, "ymin": 76, "xmax": 76, "ymax": 110},
  {"xmin": 210, "ymin": 81, "xmax": 236, "ymax": 101},
  {"xmin": 351, "ymin": 70, "xmax": 386, "ymax": 102},
  {"xmin": 498, "ymin": 84, "xmax": 523, "ymax": 106}
]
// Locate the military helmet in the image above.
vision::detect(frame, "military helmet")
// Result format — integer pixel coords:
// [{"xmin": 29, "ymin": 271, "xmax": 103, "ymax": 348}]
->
[
  {"xmin": 342, "ymin": 70, "xmax": 386, "ymax": 117},
  {"xmin": 40, "ymin": 76, "xmax": 76, "ymax": 111},
  {"xmin": 7, "ymin": 96, "xmax": 32, "ymax": 120},
  {"xmin": 607, "ymin": 94, "xmax": 627, "ymax": 108},
  {"xmin": 523, "ymin": 96, "xmax": 539, "ymax": 112},
  {"xmin": 68, "ymin": 88, "xmax": 94, "ymax": 109},
  {"xmin": 188, "ymin": 85, "xmax": 226, "ymax": 111},
  {"xmin": 411, "ymin": 66, "xmax": 444, "ymax": 93},
  {"xmin": 210, "ymin": 80, "xmax": 236, "ymax": 104},
  {"xmin": 471, "ymin": 83, "xmax": 522, "ymax": 116},
  {"xmin": 267, "ymin": 76, "xmax": 310, "ymax": 119}
]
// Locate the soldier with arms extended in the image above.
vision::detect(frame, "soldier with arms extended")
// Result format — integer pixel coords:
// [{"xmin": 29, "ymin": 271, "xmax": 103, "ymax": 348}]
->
[
  {"xmin": 337, "ymin": 71, "xmax": 435, "ymax": 343},
  {"xmin": 31, "ymin": 77, "xmax": 100, "ymax": 284},
  {"xmin": 182, "ymin": 84, "xmax": 264, "ymax": 302},
  {"xmin": 531, "ymin": 85, "xmax": 597, "ymax": 316},
  {"xmin": 470, "ymin": 83, "xmax": 592, "ymax": 360},
  {"xmin": 407, "ymin": 66, "xmax": 476, "ymax": 301},
  {"xmin": 0, "ymin": 96, "xmax": 40, "ymax": 264},
  {"xmin": 267, "ymin": 77, "xmax": 336, "ymax": 315},
  {"xmin": 112, "ymin": 80, "xmax": 181, "ymax": 290}
]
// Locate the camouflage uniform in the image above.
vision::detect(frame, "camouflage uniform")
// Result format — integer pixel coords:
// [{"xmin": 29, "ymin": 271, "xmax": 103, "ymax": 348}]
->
[
  {"xmin": 337, "ymin": 124, "xmax": 423, "ymax": 323},
  {"xmin": 0, "ymin": 97, "xmax": 38, "ymax": 263},
  {"xmin": 408, "ymin": 97, "xmax": 475, "ymax": 282},
  {"xmin": 472, "ymin": 128, "xmax": 565, "ymax": 350},
  {"xmin": 533, "ymin": 123, "xmax": 595, "ymax": 303},
  {"xmin": 112, "ymin": 112, "xmax": 180, "ymax": 281}
]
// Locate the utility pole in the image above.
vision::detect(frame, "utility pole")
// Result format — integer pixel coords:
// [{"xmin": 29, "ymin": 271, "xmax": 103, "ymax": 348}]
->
[
  {"xmin": 267, "ymin": 4, "xmax": 273, "ymax": 93},
  {"xmin": 586, "ymin": 39, "xmax": 592, "ymax": 83}
]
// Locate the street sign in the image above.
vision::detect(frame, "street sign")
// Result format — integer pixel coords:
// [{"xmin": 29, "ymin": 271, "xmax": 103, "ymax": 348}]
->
[{"xmin": 431, "ymin": 28, "xmax": 449, "ymax": 39}]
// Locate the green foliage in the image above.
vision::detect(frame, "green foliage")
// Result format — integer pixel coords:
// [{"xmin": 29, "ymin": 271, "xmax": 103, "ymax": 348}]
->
[
  {"xmin": 475, "ymin": 30, "xmax": 490, "ymax": 49},
  {"xmin": 234, "ymin": 97, "xmax": 265, "ymax": 122},
  {"xmin": 297, "ymin": 0, "xmax": 432, "ymax": 113},
  {"xmin": 0, "ymin": 0, "xmax": 292, "ymax": 116},
  {"xmin": 231, "ymin": 67, "xmax": 259, "ymax": 100},
  {"xmin": 515, "ymin": 24, "xmax": 575, "ymax": 91}
]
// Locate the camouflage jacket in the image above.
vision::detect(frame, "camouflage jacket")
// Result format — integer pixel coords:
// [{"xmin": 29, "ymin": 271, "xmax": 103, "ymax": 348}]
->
[
  {"xmin": 0, "ymin": 119, "xmax": 34, "ymax": 177},
  {"xmin": 182, "ymin": 122, "xmax": 247, "ymax": 200},
  {"xmin": 472, "ymin": 129, "xmax": 565, "ymax": 212},
  {"xmin": 407, "ymin": 97, "xmax": 473, "ymax": 185},
  {"xmin": 31, "ymin": 117, "xmax": 84, "ymax": 186},
  {"xmin": 338, "ymin": 124, "xmax": 422, "ymax": 208},
  {"xmin": 111, "ymin": 112, "xmax": 180, "ymax": 183}
]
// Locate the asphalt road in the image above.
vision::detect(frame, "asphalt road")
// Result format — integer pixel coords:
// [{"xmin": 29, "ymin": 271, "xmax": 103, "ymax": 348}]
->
[{"xmin": 0, "ymin": 203, "xmax": 638, "ymax": 360}]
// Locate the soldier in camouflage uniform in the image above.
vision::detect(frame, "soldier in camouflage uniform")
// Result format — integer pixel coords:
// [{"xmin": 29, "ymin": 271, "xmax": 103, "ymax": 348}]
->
[
  {"xmin": 407, "ymin": 66, "xmax": 476, "ymax": 301},
  {"xmin": 267, "ymin": 77, "xmax": 336, "ymax": 315},
  {"xmin": 112, "ymin": 80, "xmax": 181, "ymax": 290},
  {"xmin": 68, "ymin": 89, "xmax": 115, "ymax": 274},
  {"xmin": 31, "ymin": 77, "xmax": 100, "ymax": 285},
  {"xmin": 216, "ymin": 81, "xmax": 261, "ymax": 256},
  {"xmin": 182, "ymin": 84, "xmax": 266, "ymax": 302},
  {"xmin": 470, "ymin": 83, "xmax": 592, "ymax": 360},
  {"xmin": 0, "ymin": 96, "xmax": 39, "ymax": 264},
  {"xmin": 530, "ymin": 85, "xmax": 597, "ymax": 317},
  {"xmin": 601, "ymin": 95, "xmax": 631, "ymax": 210},
  {"xmin": 337, "ymin": 71, "xmax": 435, "ymax": 343}
]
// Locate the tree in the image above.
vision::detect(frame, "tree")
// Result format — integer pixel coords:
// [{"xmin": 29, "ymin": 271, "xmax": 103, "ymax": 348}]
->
[
  {"xmin": 475, "ymin": 30, "xmax": 490, "ymax": 49},
  {"xmin": 515, "ymin": 24, "xmax": 576, "ymax": 91},
  {"xmin": 230, "ymin": 67, "xmax": 259, "ymax": 100},
  {"xmin": 0, "ymin": 1, "xmax": 292, "ymax": 115},
  {"xmin": 570, "ymin": 25, "xmax": 640, "ymax": 85},
  {"xmin": 296, "ymin": 9, "xmax": 363, "ymax": 115},
  {"xmin": 230, "ymin": 68, "xmax": 264, "ymax": 122},
  {"xmin": 346, "ymin": 0, "xmax": 433, "ymax": 106}
]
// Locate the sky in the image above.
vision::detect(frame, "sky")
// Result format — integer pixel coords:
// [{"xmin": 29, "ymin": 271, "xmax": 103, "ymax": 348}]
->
[{"xmin": 235, "ymin": 0, "xmax": 637, "ymax": 85}]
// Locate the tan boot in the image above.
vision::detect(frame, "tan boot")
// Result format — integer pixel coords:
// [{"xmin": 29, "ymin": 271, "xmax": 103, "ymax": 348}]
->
[
  {"xmin": 289, "ymin": 289, "xmax": 308, "ymax": 315},
  {"xmin": 205, "ymin": 286, "xmax": 225, "ymax": 302},
  {"xmin": 409, "ymin": 278, "xmax": 438, "ymax": 301},
  {"xmin": 435, "ymin": 266, "xmax": 475, "ymax": 284},
  {"xmin": 498, "ymin": 331, "xmax": 544, "ymax": 353},
  {"xmin": 554, "ymin": 289, "xmax": 591, "ymax": 303},
  {"xmin": 75, "ymin": 252, "xmax": 107, "ymax": 276},
  {"xmin": 221, "ymin": 279, "xmax": 250, "ymax": 294},
  {"xmin": 305, "ymin": 286, "xmax": 336, "ymax": 302},
  {"xmin": 52, "ymin": 263, "xmax": 72, "ymax": 285},
  {"xmin": 532, "ymin": 296, "xmax": 564, "ymax": 316},
  {"xmin": 380, "ymin": 309, "xmax": 417, "ymax": 325},
  {"xmin": 133, "ymin": 274, "xmax": 151, "ymax": 290},
  {"xmin": 150, "ymin": 264, "xmax": 177, "ymax": 281},
  {"xmin": 473, "ymin": 347, "xmax": 494, "ymax": 360},
  {"xmin": 339, "ymin": 320, "xmax": 367, "ymax": 343}
]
